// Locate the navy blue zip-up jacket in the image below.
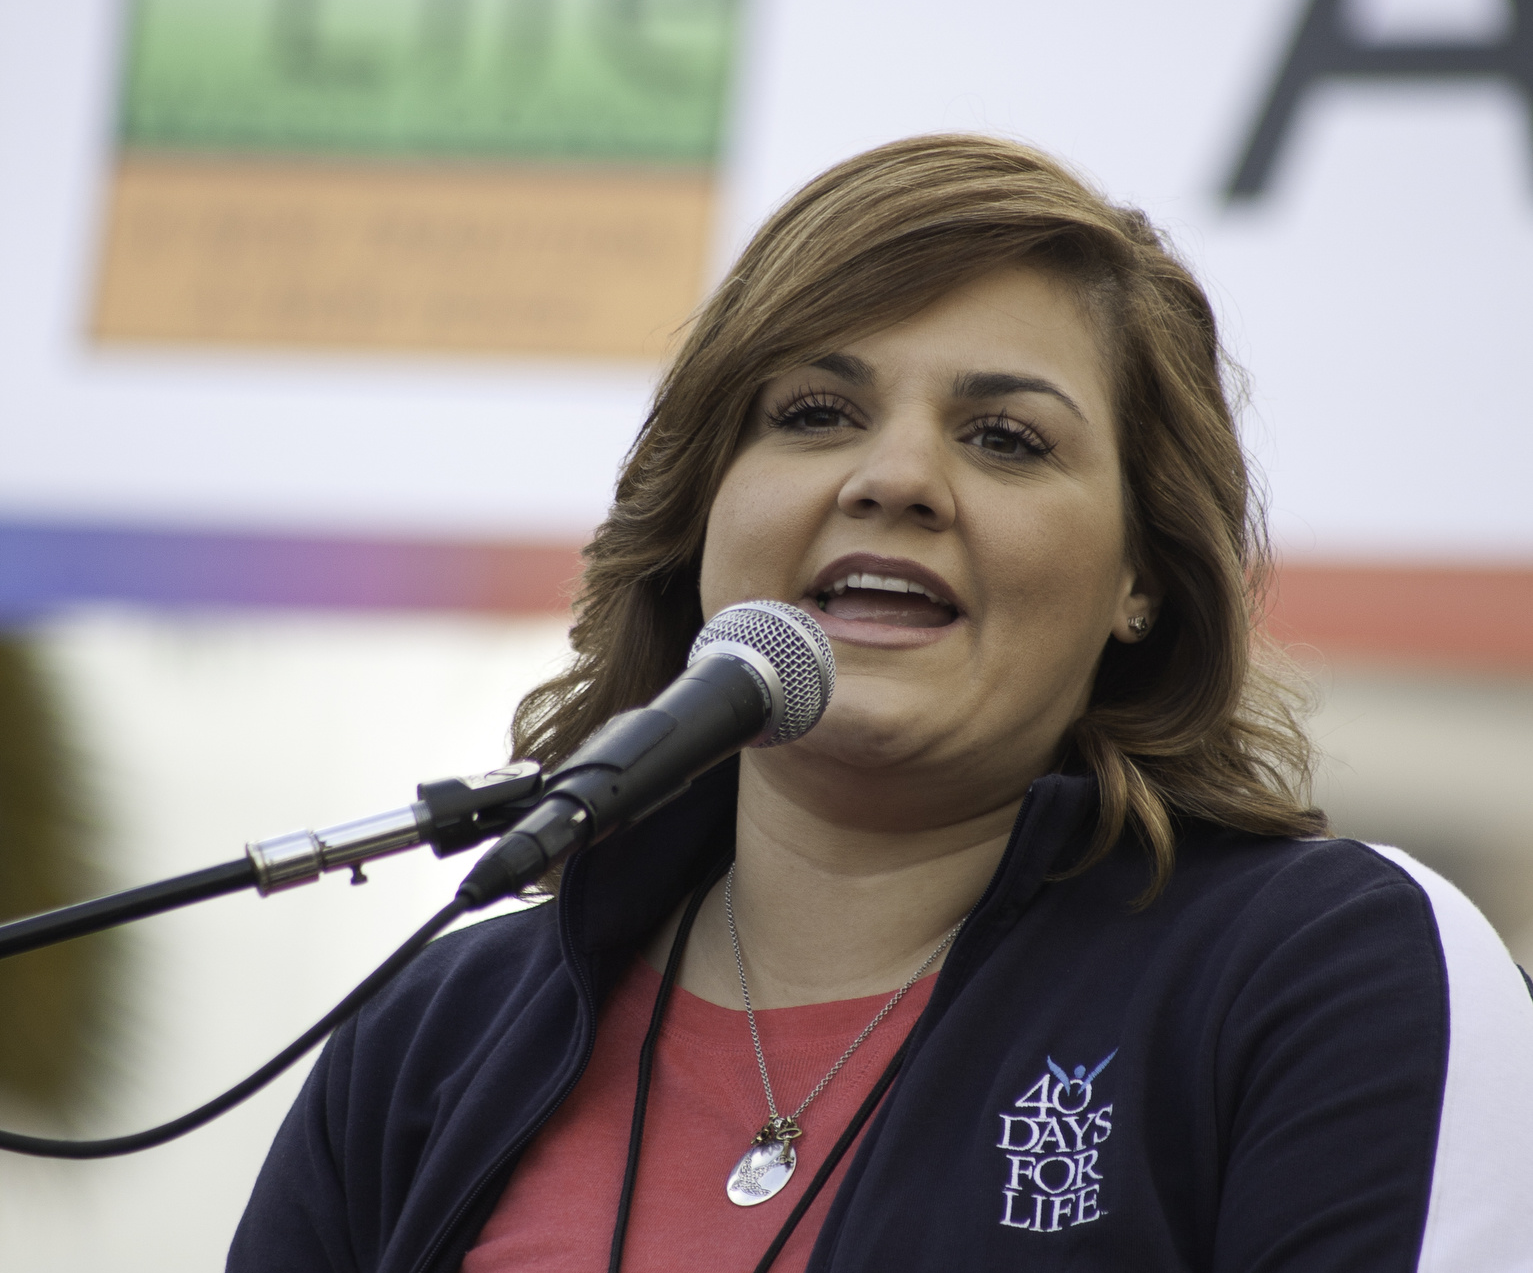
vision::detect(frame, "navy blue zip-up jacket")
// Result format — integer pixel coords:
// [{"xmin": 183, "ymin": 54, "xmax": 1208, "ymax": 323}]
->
[{"xmin": 228, "ymin": 763, "xmax": 1533, "ymax": 1271}]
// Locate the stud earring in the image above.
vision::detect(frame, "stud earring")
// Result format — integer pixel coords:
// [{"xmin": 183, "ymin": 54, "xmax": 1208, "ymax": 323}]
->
[{"xmin": 1128, "ymin": 615, "xmax": 1150, "ymax": 638}]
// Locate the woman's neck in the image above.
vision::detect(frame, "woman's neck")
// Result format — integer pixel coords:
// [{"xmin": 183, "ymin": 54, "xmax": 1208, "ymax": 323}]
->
[{"xmin": 645, "ymin": 755, "xmax": 1026, "ymax": 1010}]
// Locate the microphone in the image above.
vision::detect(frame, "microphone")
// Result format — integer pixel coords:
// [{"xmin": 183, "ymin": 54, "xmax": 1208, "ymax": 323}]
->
[{"xmin": 457, "ymin": 599, "xmax": 835, "ymax": 909}]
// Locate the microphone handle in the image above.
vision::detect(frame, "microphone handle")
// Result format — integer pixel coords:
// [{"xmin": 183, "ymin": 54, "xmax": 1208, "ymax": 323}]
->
[{"xmin": 457, "ymin": 653, "xmax": 771, "ymax": 908}]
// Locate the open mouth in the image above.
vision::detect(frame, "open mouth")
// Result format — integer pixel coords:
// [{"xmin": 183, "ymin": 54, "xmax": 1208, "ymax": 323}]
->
[{"xmin": 814, "ymin": 570, "xmax": 959, "ymax": 629}]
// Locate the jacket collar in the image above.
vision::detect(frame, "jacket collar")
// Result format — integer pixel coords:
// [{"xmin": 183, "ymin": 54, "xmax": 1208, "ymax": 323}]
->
[
  {"xmin": 557, "ymin": 759, "xmax": 1101, "ymax": 1008},
  {"xmin": 930, "ymin": 771, "xmax": 1100, "ymax": 998}
]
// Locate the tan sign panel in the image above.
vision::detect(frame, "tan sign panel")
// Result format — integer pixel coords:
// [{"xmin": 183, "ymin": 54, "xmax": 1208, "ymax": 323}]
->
[{"xmin": 95, "ymin": 158, "xmax": 712, "ymax": 358}]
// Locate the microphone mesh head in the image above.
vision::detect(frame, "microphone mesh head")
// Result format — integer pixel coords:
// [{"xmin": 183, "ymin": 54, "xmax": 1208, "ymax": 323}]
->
[{"xmin": 687, "ymin": 600, "xmax": 836, "ymax": 746}]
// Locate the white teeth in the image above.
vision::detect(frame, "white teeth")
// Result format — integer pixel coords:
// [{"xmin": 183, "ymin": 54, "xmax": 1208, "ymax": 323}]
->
[{"xmin": 821, "ymin": 573, "xmax": 949, "ymax": 605}]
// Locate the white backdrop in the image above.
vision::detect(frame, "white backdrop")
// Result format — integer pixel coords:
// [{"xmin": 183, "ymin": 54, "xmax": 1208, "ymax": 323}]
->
[{"xmin": 1, "ymin": 0, "xmax": 1529, "ymax": 556}]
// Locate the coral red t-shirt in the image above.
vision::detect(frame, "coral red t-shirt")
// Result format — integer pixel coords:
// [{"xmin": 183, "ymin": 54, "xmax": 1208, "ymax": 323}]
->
[{"xmin": 463, "ymin": 957, "xmax": 935, "ymax": 1273}]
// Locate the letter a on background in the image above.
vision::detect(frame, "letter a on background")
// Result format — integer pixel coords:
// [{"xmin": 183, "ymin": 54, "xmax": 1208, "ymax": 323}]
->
[{"xmin": 1225, "ymin": 0, "xmax": 1533, "ymax": 199}]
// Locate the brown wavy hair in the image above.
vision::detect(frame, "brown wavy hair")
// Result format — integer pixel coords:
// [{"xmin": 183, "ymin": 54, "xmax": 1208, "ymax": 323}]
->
[{"xmin": 513, "ymin": 134, "xmax": 1327, "ymax": 896}]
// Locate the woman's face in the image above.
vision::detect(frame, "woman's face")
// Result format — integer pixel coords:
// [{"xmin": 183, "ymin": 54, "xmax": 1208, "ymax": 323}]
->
[{"xmin": 699, "ymin": 265, "xmax": 1155, "ymax": 817}]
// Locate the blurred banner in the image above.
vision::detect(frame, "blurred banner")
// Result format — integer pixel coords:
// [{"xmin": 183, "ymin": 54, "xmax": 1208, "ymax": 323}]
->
[
  {"xmin": 4, "ymin": 0, "xmax": 1532, "ymax": 557},
  {"xmin": 93, "ymin": 0, "xmax": 737, "ymax": 357},
  {"xmin": 0, "ymin": 0, "xmax": 1528, "ymax": 637}
]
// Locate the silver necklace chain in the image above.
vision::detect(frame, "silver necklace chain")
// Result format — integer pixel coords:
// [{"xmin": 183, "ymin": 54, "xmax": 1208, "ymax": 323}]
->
[{"xmin": 723, "ymin": 862, "xmax": 964, "ymax": 1129}]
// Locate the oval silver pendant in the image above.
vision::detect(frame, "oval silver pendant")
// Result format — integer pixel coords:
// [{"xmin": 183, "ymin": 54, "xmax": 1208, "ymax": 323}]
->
[{"xmin": 726, "ymin": 1140, "xmax": 796, "ymax": 1206}]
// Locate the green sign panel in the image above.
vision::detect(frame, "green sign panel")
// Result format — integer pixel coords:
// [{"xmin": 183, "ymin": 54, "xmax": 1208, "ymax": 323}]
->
[{"xmin": 120, "ymin": 0, "xmax": 739, "ymax": 163}]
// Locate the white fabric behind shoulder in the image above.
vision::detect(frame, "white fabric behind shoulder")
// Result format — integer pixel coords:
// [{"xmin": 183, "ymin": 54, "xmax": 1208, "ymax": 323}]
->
[{"xmin": 1369, "ymin": 845, "xmax": 1533, "ymax": 1272}]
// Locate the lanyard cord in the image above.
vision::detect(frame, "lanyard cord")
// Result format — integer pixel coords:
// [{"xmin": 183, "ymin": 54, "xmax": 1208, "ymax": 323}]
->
[
  {"xmin": 608, "ymin": 856, "xmax": 726, "ymax": 1273},
  {"xmin": 607, "ymin": 856, "xmax": 915, "ymax": 1273}
]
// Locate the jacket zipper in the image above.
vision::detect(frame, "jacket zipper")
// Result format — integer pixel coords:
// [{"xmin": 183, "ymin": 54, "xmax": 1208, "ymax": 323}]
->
[
  {"xmin": 807, "ymin": 785, "xmax": 1040, "ymax": 1272},
  {"xmin": 407, "ymin": 886, "xmax": 603, "ymax": 1273}
]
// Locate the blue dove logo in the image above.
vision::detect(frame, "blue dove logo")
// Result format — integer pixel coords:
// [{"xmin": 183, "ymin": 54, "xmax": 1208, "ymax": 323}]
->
[{"xmin": 1046, "ymin": 1051, "xmax": 1116, "ymax": 1106}]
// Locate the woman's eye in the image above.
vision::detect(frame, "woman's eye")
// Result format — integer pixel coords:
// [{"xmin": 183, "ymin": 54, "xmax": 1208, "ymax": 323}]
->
[
  {"xmin": 792, "ymin": 406, "xmax": 847, "ymax": 430},
  {"xmin": 975, "ymin": 425, "xmax": 1024, "ymax": 454},
  {"xmin": 768, "ymin": 395, "xmax": 856, "ymax": 432},
  {"xmin": 965, "ymin": 418, "xmax": 1052, "ymax": 458}
]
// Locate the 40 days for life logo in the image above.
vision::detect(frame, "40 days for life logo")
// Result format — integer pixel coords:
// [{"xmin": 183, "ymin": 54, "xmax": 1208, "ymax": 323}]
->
[{"xmin": 995, "ymin": 1050, "xmax": 1115, "ymax": 1233}]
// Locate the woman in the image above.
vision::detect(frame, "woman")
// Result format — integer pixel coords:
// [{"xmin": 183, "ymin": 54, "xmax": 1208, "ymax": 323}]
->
[{"xmin": 230, "ymin": 135, "xmax": 1533, "ymax": 1272}]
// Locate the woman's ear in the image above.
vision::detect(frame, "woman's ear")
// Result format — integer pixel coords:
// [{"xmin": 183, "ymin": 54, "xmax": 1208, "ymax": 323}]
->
[{"xmin": 1111, "ymin": 565, "xmax": 1163, "ymax": 645}]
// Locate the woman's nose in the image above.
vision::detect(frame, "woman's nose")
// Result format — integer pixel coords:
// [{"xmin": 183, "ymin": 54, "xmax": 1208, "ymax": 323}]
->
[{"xmin": 835, "ymin": 416, "xmax": 956, "ymax": 531}]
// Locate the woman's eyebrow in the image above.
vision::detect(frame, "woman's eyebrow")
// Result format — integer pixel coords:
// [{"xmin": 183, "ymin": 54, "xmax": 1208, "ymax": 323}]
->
[
  {"xmin": 952, "ymin": 370, "xmax": 1087, "ymax": 421},
  {"xmin": 808, "ymin": 352, "xmax": 875, "ymax": 385}
]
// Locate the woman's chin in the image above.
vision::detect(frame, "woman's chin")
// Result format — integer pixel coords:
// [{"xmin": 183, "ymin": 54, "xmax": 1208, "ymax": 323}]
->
[{"xmin": 777, "ymin": 696, "xmax": 947, "ymax": 773}]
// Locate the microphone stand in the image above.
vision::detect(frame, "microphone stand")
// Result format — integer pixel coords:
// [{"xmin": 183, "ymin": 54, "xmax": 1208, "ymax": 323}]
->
[
  {"xmin": 0, "ymin": 598, "xmax": 827, "ymax": 1156},
  {"xmin": 0, "ymin": 760, "xmax": 543, "ymax": 962}
]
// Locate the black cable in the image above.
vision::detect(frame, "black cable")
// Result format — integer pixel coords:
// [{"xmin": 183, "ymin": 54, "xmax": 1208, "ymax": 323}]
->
[
  {"xmin": 608, "ymin": 858, "xmax": 727, "ymax": 1273},
  {"xmin": 0, "ymin": 893, "xmax": 471, "ymax": 1160},
  {"xmin": 751, "ymin": 1031, "xmax": 912, "ymax": 1273}
]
